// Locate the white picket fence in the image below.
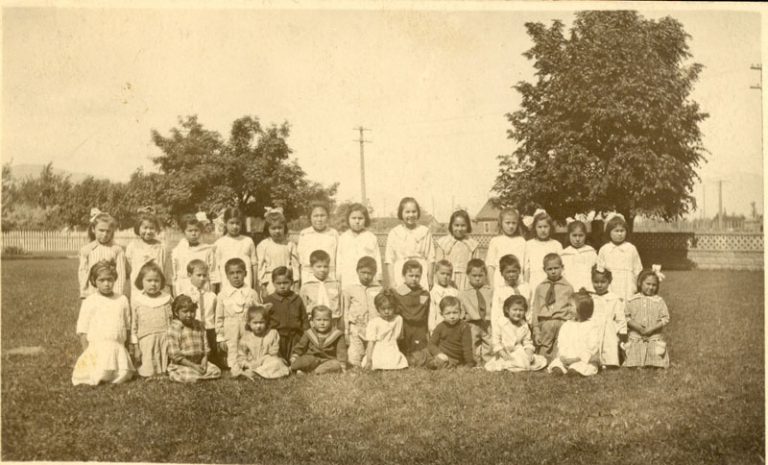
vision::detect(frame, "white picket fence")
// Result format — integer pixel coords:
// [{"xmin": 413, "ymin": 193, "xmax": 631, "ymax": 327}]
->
[{"xmin": 1, "ymin": 230, "xmax": 189, "ymax": 254}]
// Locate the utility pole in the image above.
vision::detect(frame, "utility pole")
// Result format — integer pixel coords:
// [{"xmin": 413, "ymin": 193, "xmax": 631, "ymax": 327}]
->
[
  {"xmin": 718, "ymin": 180, "xmax": 723, "ymax": 231},
  {"xmin": 354, "ymin": 127, "xmax": 372, "ymax": 206}
]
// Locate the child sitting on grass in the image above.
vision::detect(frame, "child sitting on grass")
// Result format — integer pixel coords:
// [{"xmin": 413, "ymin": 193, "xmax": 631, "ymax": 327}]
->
[
  {"xmin": 234, "ymin": 305, "xmax": 290, "ymax": 380},
  {"xmin": 485, "ymin": 295, "xmax": 547, "ymax": 372},
  {"xmin": 363, "ymin": 289, "xmax": 408, "ymax": 370},
  {"xmin": 290, "ymin": 306, "xmax": 347, "ymax": 375},
  {"xmin": 426, "ymin": 296, "xmax": 474, "ymax": 369},
  {"xmin": 548, "ymin": 290, "xmax": 600, "ymax": 376},
  {"xmin": 166, "ymin": 295, "xmax": 221, "ymax": 383}
]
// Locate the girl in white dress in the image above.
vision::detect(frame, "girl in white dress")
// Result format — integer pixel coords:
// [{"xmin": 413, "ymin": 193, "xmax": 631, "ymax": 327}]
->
[
  {"xmin": 485, "ymin": 207, "xmax": 527, "ymax": 291},
  {"xmin": 72, "ymin": 260, "xmax": 135, "ymax": 385},
  {"xmin": 590, "ymin": 265, "xmax": 627, "ymax": 368},
  {"xmin": 435, "ymin": 210, "xmax": 479, "ymax": 291},
  {"xmin": 215, "ymin": 208, "xmax": 258, "ymax": 293},
  {"xmin": 364, "ymin": 289, "xmax": 408, "ymax": 370},
  {"xmin": 561, "ymin": 220, "xmax": 597, "ymax": 292},
  {"xmin": 125, "ymin": 207, "xmax": 169, "ymax": 298},
  {"xmin": 171, "ymin": 212, "xmax": 216, "ymax": 296},
  {"xmin": 297, "ymin": 201, "xmax": 339, "ymax": 284},
  {"xmin": 130, "ymin": 262, "xmax": 173, "ymax": 377},
  {"xmin": 256, "ymin": 208, "xmax": 299, "ymax": 296},
  {"xmin": 485, "ymin": 294, "xmax": 547, "ymax": 372},
  {"xmin": 523, "ymin": 209, "xmax": 563, "ymax": 289},
  {"xmin": 596, "ymin": 213, "xmax": 643, "ymax": 302},
  {"xmin": 78, "ymin": 209, "xmax": 127, "ymax": 299},
  {"xmin": 336, "ymin": 203, "xmax": 382, "ymax": 289},
  {"xmin": 384, "ymin": 197, "xmax": 435, "ymax": 290}
]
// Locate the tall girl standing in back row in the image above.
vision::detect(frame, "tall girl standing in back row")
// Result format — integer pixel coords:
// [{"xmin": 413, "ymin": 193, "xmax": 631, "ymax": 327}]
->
[
  {"xmin": 297, "ymin": 201, "xmax": 339, "ymax": 284},
  {"xmin": 336, "ymin": 203, "xmax": 382, "ymax": 289},
  {"xmin": 384, "ymin": 197, "xmax": 434, "ymax": 289},
  {"xmin": 524, "ymin": 209, "xmax": 562, "ymax": 288},
  {"xmin": 485, "ymin": 207, "xmax": 527, "ymax": 291},
  {"xmin": 435, "ymin": 210, "xmax": 479, "ymax": 291},
  {"xmin": 215, "ymin": 208, "xmax": 258, "ymax": 293},
  {"xmin": 78, "ymin": 209, "xmax": 127, "ymax": 298},
  {"xmin": 125, "ymin": 207, "xmax": 169, "ymax": 298},
  {"xmin": 597, "ymin": 213, "xmax": 642, "ymax": 302}
]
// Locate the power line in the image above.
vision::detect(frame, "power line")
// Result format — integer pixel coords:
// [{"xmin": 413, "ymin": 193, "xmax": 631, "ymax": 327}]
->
[{"xmin": 353, "ymin": 127, "xmax": 372, "ymax": 206}]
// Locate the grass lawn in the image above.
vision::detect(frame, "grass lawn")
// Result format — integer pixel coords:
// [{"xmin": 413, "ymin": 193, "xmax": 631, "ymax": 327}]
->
[{"xmin": 1, "ymin": 259, "xmax": 764, "ymax": 464}]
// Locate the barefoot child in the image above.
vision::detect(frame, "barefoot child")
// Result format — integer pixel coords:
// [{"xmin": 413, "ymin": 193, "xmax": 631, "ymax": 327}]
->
[
  {"xmin": 290, "ymin": 306, "xmax": 347, "ymax": 374},
  {"xmin": 458, "ymin": 259, "xmax": 493, "ymax": 366},
  {"xmin": 216, "ymin": 258, "xmax": 262, "ymax": 370},
  {"xmin": 166, "ymin": 295, "xmax": 222, "ymax": 383},
  {"xmin": 78, "ymin": 210, "xmax": 127, "ymax": 298},
  {"xmin": 548, "ymin": 290, "xmax": 600, "ymax": 376},
  {"xmin": 363, "ymin": 289, "xmax": 408, "ymax": 370},
  {"xmin": 264, "ymin": 267, "xmax": 308, "ymax": 363},
  {"xmin": 531, "ymin": 253, "xmax": 574, "ymax": 361},
  {"xmin": 485, "ymin": 295, "xmax": 547, "ymax": 372},
  {"xmin": 624, "ymin": 268, "xmax": 670, "ymax": 368},
  {"xmin": 427, "ymin": 296, "xmax": 474, "ymax": 369},
  {"xmin": 342, "ymin": 257, "xmax": 383, "ymax": 368},
  {"xmin": 130, "ymin": 262, "xmax": 173, "ymax": 377},
  {"xmin": 428, "ymin": 260, "xmax": 458, "ymax": 335},
  {"xmin": 234, "ymin": 305, "xmax": 290, "ymax": 379}
]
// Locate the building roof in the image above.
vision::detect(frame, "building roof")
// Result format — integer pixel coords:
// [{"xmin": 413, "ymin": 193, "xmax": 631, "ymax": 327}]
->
[{"xmin": 475, "ymin": 199, "xmax": 501, "ymax": 221}]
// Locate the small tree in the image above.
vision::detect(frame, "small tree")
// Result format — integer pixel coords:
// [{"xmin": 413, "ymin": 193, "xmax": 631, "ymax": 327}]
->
[{"xmin": 493, "ymin": 11, "xmax": 708, "ymax": 229}]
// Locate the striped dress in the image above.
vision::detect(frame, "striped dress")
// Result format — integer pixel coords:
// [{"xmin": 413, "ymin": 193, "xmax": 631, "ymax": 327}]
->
[
  {"xmin": 623, "ymin": 294, "xmax": 670, "ymax": 368},
  {"xmin": 78, "ymin": 241, "xmax": 127, "ymax": 298}
]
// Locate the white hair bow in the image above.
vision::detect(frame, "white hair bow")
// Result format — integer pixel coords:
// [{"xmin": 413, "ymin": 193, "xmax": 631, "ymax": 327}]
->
[
  {"xmin": 264, "ymin": 206, "xmax": 284, "ymax": 216},
  {"xmin": 595, "ymin": 263, "xmax": 606, "ymax": 273},
  {"xmin": 522, "ymin": 208, "xmax": 547, "ymax": 228},
  {"xmin": 651, "ymin": 264, "xmax": 666, "ymax": 282},
  {"xmin": 90, "ymin": 207, "xmax": 104, "ymax": 222},
  {"xmin": 565, "ymin": 217, "xmax": 575, "ymax": 224},
  {"xmin": 603, "ymin": 211, "xmax": 625, "ymax": 224},
  {"xmin": 195, "ymin": 211, "xmax": 210, "ymax": 223}
]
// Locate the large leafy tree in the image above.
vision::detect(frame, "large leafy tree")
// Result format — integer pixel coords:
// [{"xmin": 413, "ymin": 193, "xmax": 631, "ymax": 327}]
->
[
  {"xmin": 493, "ymin": 11, "xmax": 708, "ymax": 228},
  {"xmin": 151, "ymin": 115, "xmax": 337, "ymax": 221}
]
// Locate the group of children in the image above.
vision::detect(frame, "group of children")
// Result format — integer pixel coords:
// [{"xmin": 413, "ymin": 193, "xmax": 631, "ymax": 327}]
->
[{"xmin": 72, "ymin": 199, "xmax": 670, "ymax": 386}]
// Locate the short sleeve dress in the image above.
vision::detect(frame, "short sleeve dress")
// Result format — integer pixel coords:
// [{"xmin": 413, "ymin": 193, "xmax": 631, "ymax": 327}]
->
[
  {"xmin": 485, "ymin": 235, "xmax": 526, "ymax": 290},
  {"xmin": 623, "ymin": 294, "xmax": 670, "ymax": 368},
  {"xmin": 365, "ymin": 316, "xmax": 408, "ymax": 370},
  {"xmin": 435, "ymin": 236, "xmax": 479, "ymax": 291},
  {"xmin": 384, "ymin": 224, "xmax": 435, "ymax": 289},
  {"xmin": 597, "ymin": 241, "xmax": 643, "ymax": 302}
]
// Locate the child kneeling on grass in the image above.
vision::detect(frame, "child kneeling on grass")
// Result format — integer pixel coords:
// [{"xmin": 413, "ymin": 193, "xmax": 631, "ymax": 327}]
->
[
  {"xmin": 548, "ymin": 290, "xmax": 600, "ymax": 376},
  {"xmin": 233, "ymin": 304, "xmax": 290, "ymax": 380},
  {"xmin": 426, "ymin": 296, "xmax": 475, "ymax": 369},
  {"xmin": 166, "ymin": 295, "xmax": 221, "ymax": 383},
  {"xmin": 290, "ymin": 306, "xmax": 347, "ymax": 374},
  {"xmin": 485, "ymin": 295, "xmax": 546, "ymax": 372}
]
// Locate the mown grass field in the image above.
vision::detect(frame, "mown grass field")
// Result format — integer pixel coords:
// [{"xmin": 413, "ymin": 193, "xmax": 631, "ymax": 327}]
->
[{"xmin": 1, "ymin": 259, "xmax": 764, "ymax": 464}]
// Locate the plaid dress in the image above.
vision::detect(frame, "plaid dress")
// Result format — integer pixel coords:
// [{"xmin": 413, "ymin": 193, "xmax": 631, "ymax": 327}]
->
[
  {"xmin": 167, "ymin": 319, "xmax": 221, "ymax": 383},
  {"xmin": 623, "ymin": 294, "xmax": 670, "ymax": 368}
]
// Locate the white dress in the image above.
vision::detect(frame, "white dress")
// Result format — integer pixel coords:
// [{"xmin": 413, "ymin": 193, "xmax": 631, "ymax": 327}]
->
[
  {"xmin": 547, "ymin": 319, "xmax": 600, "ymax": 376},
  {"xmin": 365, "ymin": 316, "xmax": 408, "ymax": 370},
  {"xmin": 524, "ymin": 239, "xmax": 563, "ymax": 289},
  {"xmin": 591, "ymin": 291, "xmax": 627, "ymax": 367},
  {"xmin": 384, "ymin": 224, "xmax": 435, "ymax": 289},
  {"xmin": 561, "ymin": 245, "xmax": 597, "ymax": 292},
  {"xmin": 335, "ymin": 229, "xmax": 382, "ymax": 289},
  {"xmin": 485, "ymin": 319, "xmax": 546, "ymax": 372},
  {"xmin": 215, "ymin": 235, "xmax": 258, "ymax": 291},
  {"xmin": 485, "ymin": 235, "xmax": 527, "ymax": 289},
  {"xmin": 72, "ymin": 293, "xmax": 135, "ymax": 385},
  {"xmin": 296, "ymin": 227, "xmax": 339, "ymax": 283},
  {"xmin": 596, "ymin": 241, "xmax": 643, "ymax": 302}
]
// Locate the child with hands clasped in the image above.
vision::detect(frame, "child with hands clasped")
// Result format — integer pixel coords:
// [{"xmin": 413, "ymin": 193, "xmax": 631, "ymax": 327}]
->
[
  {"xmin": 428, "ymin": 260, "xmax": 459, "ymax": 335},
  {"xmin": 171, "ymin": 213, "xmax": 216, "ymax": 296},
  {"xmin": 215, "ymin": 208, "xmax": 258, "ymax": 293},
  {"xmin": 426, "ymin": 296, "xmax": 475, "ymax": 369},
  {"xmin": 531, "ymin": 254, "xmax": 574, "ymax": 360},
  {"xmin": 363, "ymin": 289, "xmax": 408, "ymax": 370},
  {"xmin": 166, "ymin": 295, "xmax": 222, "ymax": 383},
  {"xmin": 78, "ymin": 209, "xmax": 127, "ymax": 298},
  {"xmin": 435, "ymin": 210, "xmax": 479, "ymax": 291},
  {"xmin": 623, "ymin": 268, "xmax": 670, "ymax": 368},
  {"xmin": 300, "ymin": 250, "xmax": 342, "ymax": 328},
  {"xmin": 342, "ymin": 257, "xmax": 383, "ymax": 368},
  {"xmin": 256, "ymin": 207, "xmax": 299, "ymax": 297},
  {"xmin": 597, "ymin": 212, "xmax": 643, "ymax": 302},
  {"xmin": 234, "ymin": 305, "xmax": 290, "ymax": 380},
  {"xmin": 590, "ymin": 265, "xmax": 627, "ymax": 368},
  {"xmin": 548, "ymin": 290, "xmax": 601, "ymax": 376},
  {"xmin": 72, "ymin": 261, "xmax": 135, "ymax": 385},
  {"xmin": 458, "ymin": 259, "xmax": 494, "ymax": 366},
  {"xmin": 130, "ymin": 262, "xmax": 173, "ymax": 378},
  {"xmin": 297, "ymin": 202, "xmax": 339, "ymax": 284},
  {"xmin": 485, "ymin": 208, "xmax": 527, "ymax": 291},
  {"xmin": 290, "ymin": 306, "xmax": 347, "ymax": 374},
  {"xmin": 126, "ymin": 208, "xmax": 169, "ymax": 297},
  {"xmin": 385, "ymin": 197, "xmax": 435, "ymax": 290},
  {"xmin": 524, "ymin": 209, "xmax": 563, "ymax": 289},
  {"xmin": 216, "ymin": 258, "xmax": 262, "ymax": 370},
  {"xmin": 490, "ymin": 255, "xmax": 532, "ymax": 328},
  {"xmin": 264, "ymin": 267, "xmax": 309, "ymax": 363},
  {"xmin": 561, "ymin": 219, "xmax": 597, "ymax": 292},
  {"xmin": 336, "ymin": 203, "xmax": 382, "ymax": 289},
  {"xmin": 485, "ymin": 295, "xmax": 547, "ymax": 372}
]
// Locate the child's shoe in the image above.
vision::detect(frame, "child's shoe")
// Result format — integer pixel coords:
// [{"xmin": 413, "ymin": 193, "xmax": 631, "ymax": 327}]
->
[{"xmin": 549, "ymin": 366, "xmax": 566, "ymax": 376}]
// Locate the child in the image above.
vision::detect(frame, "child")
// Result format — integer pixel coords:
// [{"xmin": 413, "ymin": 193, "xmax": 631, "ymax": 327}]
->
[
  {"xmin": 458, "ymin": 259, "xmax": 493, "ymax": 366},
  {"xmin": 393, "ymin": 259, "xmax": 431, "ymax": 363},
  {"xmin": 300, "ymin": 250, "xmax": 342, "ymax": 328},
  {"xmin": 216, "ymin": 258, "xmax": 262, "ymax": 370},
  {"xmin": 342, "ymin": 256, "xmax": 383, "ymax": 368},
  {"xmin": 297, "ymin": 201, "xmax": 339, "ymax": 284},
  {"xmin": 72, "ymin": 260, "xmax": 134, "ymax": 385},
  {"xmin": 623, "ymin": 269, "xmax": 670, "ymax": 368},
  {"xmin": 130, "ymin": 262, "xmax": 173, "ymax": 377},
  {"xmin": 256, "ymin": 207, "xmax": 300, "ymax": 297},
  {"xmin": 215, "ymin": 208, "xmax": 258, "ymax": 293},
  {"xmin": 264, "ymin": 267, "xmax": 309, "ymax": 363},
  {"xmin": 590, "ymin": 265, "xmax": 627, "ymax": 368},
  {"xmin": 290, "ymin": 306, "xmax": 347, "ymax": 374},
  {"xmin": 486, "ymin": 207, "xmax": 527, "ymax": 291},
  {"xmin": 180, "ymin": 259, "xmax": 220, "ymax": 368},
  {"xmin": 363, "ymin": 289, "xmax": 408, "ymax": 370},
  {"xmin": 126, "ymin": 207, "xmax": 169, "ymax": 297},
  {"xmin": 524, "ymin": 209, "xmax": 563, "ymax": 288},
  {"xmin": 485, "ymin": 295, "xmax": 547, "ymax": 372},
  {"xmin": 166, "ymin": 295, "xmax": 222, "ymax": 383},
  {"xmin": 384, "ymin": 197, "xmax": 435, "ymax": 289},
  {"xmin": 428, "ymin": 260, "xmax": 459, "ymax": 335},
  {"xmin": 435, "ymin": 210, "xmax": 479, "ymax": 291},
  {"xmin": 531, "ymin": 253, "xmax": 574, "ymax": 360},
  {"xmin": 78, "ymin": 209, "xmax": 127, "ymax": 298},
  {"xmin": 171, "ymin": 212, "xmax": 217, "ymax": 296},
  {"xmin": 490, "ymin": 255, "xmax": 532, "ymax": 328},
  {"xmin": 234, "ymin": 305, "xmax": 290, "ymax": 379},
  {"xmin": 561, "ymin": 220, "xmax": 597, "ymax": 292},
  {"xmin": 597, "ymin": 212, "xmax": 643, "ymax": 302},
  {"xmin": 548, "ymin": 290, "xmax": 600, "ymax": 376},
  {"xmin": 427, "ymin": 296, "xmax": 474, "ymax": 369},
  {"xmin": 336, "ymin": 203, "xmax": 382, "ymax": 289}
]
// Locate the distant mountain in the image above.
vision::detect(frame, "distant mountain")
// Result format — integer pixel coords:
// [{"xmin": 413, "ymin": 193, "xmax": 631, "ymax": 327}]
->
[{"xmin": 7, "ymin": 164, "xmax": 104, "ymax": 184}]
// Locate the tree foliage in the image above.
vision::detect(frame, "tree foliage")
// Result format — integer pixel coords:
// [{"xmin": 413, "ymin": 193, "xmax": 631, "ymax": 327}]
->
[{"xmin": 493, "ymin": 11, "xmax": 708, "ymax": 227}]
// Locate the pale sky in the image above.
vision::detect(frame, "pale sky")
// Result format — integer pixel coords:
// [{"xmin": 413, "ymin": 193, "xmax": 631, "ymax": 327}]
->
[{"xmin": 2, "ymin": 5, "xmax": 763, "ymax": 219}]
